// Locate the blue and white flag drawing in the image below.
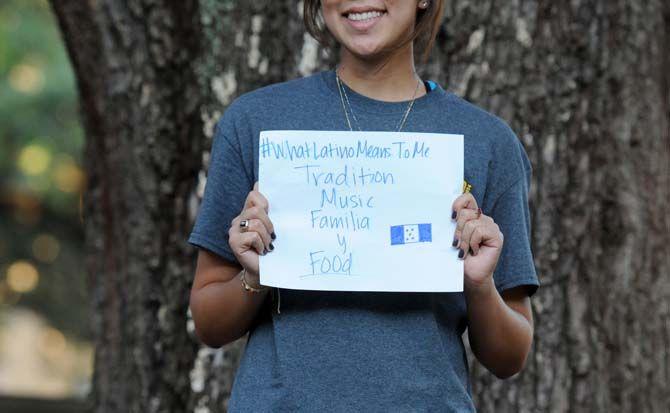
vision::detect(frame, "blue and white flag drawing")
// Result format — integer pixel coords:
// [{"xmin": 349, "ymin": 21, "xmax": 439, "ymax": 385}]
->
[{"xmin": 390, "ymin": 223, "xmax": 432, "ymax": 245}]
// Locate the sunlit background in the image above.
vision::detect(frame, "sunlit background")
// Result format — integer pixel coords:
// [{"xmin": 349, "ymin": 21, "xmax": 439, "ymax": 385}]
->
[{"xmin": 0, "ymin": 0, "xmax": 92, "ymax": 404}]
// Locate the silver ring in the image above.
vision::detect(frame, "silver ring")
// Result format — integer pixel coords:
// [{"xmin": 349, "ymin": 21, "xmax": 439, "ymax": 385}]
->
[{"xmin": 239, "ymin": 219, "xmax": 250, "ymax": 232}]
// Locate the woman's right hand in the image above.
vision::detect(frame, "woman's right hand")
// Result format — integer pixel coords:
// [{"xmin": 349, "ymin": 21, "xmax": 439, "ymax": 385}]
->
[{"xmin": 228, "ymin": 182, "xmax": 275, "ymax": 284}]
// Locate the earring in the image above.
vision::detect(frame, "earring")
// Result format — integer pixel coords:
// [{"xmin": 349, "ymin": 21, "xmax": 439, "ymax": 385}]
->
[{"xmin": 419, "ymin": 1, "xmax": 429, "ymax": 9}]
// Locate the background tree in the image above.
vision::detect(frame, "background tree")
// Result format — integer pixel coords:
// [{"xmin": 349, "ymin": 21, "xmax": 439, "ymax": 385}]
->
[{"xmin": 50, "ymin": 0, "xmax": 669, "ymax": 412}]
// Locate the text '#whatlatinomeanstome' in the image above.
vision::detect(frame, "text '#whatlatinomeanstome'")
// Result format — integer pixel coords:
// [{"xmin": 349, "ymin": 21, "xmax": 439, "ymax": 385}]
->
[{"xmin": 260, "ymin": 138, "xmax": 430, "ymax": 161}]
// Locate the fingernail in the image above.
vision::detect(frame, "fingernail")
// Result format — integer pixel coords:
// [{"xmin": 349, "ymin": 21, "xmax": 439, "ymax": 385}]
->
[
  {"xmin": 458, "ymin": 249, "xmax": 465, "ymax": 259},
  {"xmin": 451, "ymin": 210, "xmax": 457, "ymax": 219},
  {"xmin": 269, "ymin": 242, "xmax": 274, "ymax": 251},
  {"xmin": 471, "ymin": 249, "xmax": 477, "ymax": 256},
  {"xmin": 452, "ymin": 237, "xmax": 459, "ymax": 247},
  {"xmin": 271, "ymin": 232, "xmax": 276, "ymax": 240}
]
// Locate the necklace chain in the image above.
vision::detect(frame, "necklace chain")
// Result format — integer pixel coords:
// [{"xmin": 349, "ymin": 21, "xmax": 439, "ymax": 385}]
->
[{"xmin": 335, "ymin": 68, "xmax": 422, "ymax": 132}]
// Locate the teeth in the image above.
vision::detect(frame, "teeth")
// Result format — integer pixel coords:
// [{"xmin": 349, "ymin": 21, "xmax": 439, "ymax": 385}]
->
[{"xmin": 347, "ymin": 10, "xmax": 384, "ymax": 21}]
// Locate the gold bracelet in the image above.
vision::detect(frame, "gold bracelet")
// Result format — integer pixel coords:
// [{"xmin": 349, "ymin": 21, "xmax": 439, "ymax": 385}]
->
[{"xmin": 240, "ymin": 268, "xmax": 267, "ymax": 293}]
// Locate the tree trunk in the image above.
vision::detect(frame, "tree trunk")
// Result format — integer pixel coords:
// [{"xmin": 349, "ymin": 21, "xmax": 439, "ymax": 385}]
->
[
  {"xmin": 438, "ymin": 2, "xmax": 670, "ymax": 411},
  {"xmin": 49, "ymin": 1, "xmax": 204, "ymax": 412},
  {"xmin": 51, "ymin": 0, "xmax": 669, "ymax": 412}
]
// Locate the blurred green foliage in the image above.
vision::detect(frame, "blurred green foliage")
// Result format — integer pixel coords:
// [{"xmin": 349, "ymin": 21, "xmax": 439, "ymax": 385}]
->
[{"xmin": 0, "ymin": 0, "xmax": 88, "ymax": 340}]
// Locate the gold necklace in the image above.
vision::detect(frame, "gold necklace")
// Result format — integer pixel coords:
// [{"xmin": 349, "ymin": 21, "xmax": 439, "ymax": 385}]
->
[{"xmin": 335, "ymin": 69, "xmax": 422, "ymax": 132}]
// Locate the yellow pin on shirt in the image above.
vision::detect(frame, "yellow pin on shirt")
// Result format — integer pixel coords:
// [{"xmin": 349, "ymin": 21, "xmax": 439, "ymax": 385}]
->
[{"xmin": 462, "ymin": 180, "xmax": 472, "ymax": 194}]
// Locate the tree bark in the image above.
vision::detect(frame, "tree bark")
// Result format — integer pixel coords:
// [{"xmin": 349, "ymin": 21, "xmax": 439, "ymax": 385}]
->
[
  {"xmin": 50, "ymin": 1, "xmax": 204, "ymax": 412},
  {"xmin": 437, "ymin": 2, "xmax": 670, "ymax": 411},
  {"xmin": 51, "ymin": 0, "xmax": 669, "ymax": 411}
]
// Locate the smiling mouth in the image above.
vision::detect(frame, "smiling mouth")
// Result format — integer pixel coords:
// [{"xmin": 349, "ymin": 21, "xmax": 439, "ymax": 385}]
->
[{"xmin": 342, "ymin": 10, "xmax": 388, "ymax": 22}]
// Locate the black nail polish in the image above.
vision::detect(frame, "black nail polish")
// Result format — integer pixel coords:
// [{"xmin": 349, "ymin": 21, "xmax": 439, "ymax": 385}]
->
[
  {"xmin": 271, "ymin": 232, "xmax": 276, "ymax": 240},
  {"xmin": 452, "ymin": 237, "xmax": 458, "ymax": 247},
  {"xmin": 451, "ymin": 210, "xmax": 457, "ymax": 219},
  {"xmin": 458, "ymin": 249, "xmax": 465, "ymax": 259},
  {"xmin": 269, "ymin": 242, "xmax": 274, "ymax": 251}
]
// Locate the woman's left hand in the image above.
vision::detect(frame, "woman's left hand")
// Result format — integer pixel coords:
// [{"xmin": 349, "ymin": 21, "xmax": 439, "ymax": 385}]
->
[{"xmin": 452, "ymin": 193, "xmax": 504, "ymax": 291}]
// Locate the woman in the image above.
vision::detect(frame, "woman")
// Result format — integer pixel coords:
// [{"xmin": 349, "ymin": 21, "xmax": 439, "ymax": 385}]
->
[{"xmin": 188, "ymin": 1, "xmax": 539, "ymax": 411}]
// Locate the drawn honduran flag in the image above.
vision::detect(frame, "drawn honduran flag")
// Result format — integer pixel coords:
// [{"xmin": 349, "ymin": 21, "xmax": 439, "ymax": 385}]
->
[{"xmin": 390, "ymin": 223, "xmax": 432, "ymax": 245}]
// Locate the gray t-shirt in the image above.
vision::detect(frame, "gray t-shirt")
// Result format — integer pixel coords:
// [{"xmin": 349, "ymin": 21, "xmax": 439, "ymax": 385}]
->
[{"xmin": 187, "ymin": 69, "xmax": 539, "ymax": 412}]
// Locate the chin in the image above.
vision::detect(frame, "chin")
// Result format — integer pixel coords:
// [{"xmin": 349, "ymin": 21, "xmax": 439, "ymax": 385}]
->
[{"xmin": 344, "ymin": 40, "xmax": 389, "ymax": 60}]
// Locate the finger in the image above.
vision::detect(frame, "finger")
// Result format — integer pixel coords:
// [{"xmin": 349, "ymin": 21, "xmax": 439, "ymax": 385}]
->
[
  {"xmin": 465, "ymin": 225, "xmax": 484, "ymax": 256},
  {"xmin": 468, "ymin": 221, "xmax": 503, "ymax": 253},
  {"xmin": 453, "ymin": 208, "xmax": 480, "ymax": 245},
  {"xmin": 246, "ymin": 218, "xmax": 272, "ymax": 251},
  {"xmin": 236, "ymin": 231, "xmax": 266, "ymax": 256},
  {"xmin": 459, "ymin": 213, "xmax": 496, "ymax": 254},
  {"xmin": 244, "ymin": 189, "xmax": 270, "ymax": 213},
  {"xmin": 240, "ymin": 205, "xmax": 275, "ymax": 237},
  {"xmin": 458, "ymin": 218, "xmax": 482, "ymax": 258},
  {"xmin": 467, "ymin": 225, "xmax": 483, "ymax": 256},
  {"xmin": 451, "ymin": 193, "xmax": 478, "ymax": 220}
]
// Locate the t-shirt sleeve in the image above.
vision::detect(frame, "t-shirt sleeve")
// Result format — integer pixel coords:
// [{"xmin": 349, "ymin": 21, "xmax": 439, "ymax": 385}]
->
[
  {"xmin": 488, "ymin": 136, "xmax": 540, "ymax": 296},
  {"xmin": 187, "ymin": 112, "xmax": 253, "ymax": 264}
]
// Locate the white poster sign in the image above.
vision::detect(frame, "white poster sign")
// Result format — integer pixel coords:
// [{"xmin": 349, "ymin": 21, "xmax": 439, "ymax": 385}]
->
[{"xmin": 258, "ymin": 130, "xmax": 464, "ymax": 292}]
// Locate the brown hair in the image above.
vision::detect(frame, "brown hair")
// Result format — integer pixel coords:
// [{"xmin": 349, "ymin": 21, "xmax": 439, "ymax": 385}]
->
[{"xmin": 303, "ymin": 0, "xmax": 445, "ymax": 65}]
